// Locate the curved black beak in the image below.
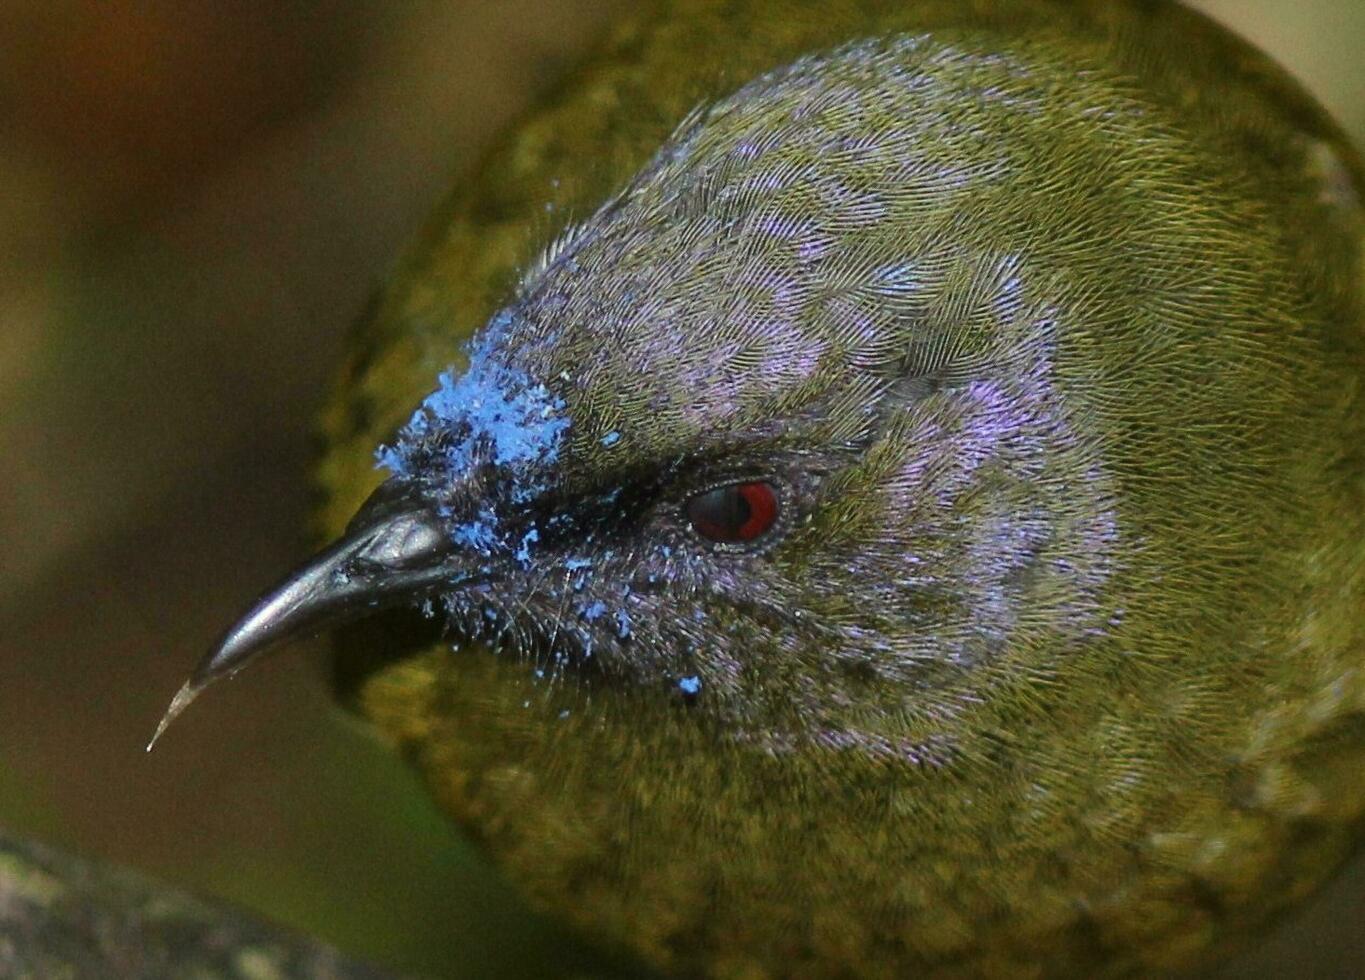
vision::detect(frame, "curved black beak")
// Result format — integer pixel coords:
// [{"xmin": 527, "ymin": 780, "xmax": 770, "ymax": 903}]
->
[{"xmin": 148, "ymin": 482, "xmax": 465, "ymax": 750}]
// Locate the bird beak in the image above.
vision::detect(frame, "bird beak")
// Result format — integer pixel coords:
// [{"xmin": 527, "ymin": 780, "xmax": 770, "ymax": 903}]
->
[{"xmin": 148, "ymin": 481, "xmax": 461, "ymax": 750}]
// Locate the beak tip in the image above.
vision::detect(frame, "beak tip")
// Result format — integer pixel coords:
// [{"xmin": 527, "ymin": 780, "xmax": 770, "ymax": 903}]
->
[{"xmin": 146, "ymin": 679, "xmax": 204, "ymax": 753}]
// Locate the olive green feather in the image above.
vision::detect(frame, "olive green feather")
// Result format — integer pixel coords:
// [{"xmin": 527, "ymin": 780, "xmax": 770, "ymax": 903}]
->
[{"xmin": 312, "ymin": 2, "xmax": 1364, "ymax": 976}]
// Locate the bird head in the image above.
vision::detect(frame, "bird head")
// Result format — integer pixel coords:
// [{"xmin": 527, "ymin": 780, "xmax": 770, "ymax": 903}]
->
[{"xmin": 162, "ymin": 37, "xmax": 1164, "ymax": 756}]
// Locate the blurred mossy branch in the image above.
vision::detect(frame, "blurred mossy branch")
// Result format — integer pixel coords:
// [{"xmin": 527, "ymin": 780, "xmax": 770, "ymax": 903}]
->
[{"xmin": 0, "ymin": 828, "xmax": 397, "ymax": 979}]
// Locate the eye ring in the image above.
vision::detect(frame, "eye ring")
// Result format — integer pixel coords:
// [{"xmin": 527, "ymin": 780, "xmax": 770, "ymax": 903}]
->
[{"xmin": 685, "ymin": 479, "xmax": 782, "ymax": 545}]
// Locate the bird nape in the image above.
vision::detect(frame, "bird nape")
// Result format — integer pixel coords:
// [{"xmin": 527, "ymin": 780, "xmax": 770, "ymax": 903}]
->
[{"xmin": 157, "ymin": 1, "xmax": 1365, "ymax": 976}]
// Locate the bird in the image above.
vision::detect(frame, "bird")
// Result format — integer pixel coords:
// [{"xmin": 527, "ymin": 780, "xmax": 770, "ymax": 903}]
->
[{"xmin": 155, "ymin": 0, "xmax": 1365, "ymax": 976}]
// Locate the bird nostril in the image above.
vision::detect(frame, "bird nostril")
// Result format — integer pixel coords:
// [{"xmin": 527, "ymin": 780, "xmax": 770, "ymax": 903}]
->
[{"xmin": 359, "ymin": 513, "xmax": 451, "ymax": 570}]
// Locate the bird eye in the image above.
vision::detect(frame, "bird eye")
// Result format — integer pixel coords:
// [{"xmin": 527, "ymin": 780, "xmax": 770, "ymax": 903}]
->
[{"xmin": 686, "ymin": 481, "xmax": 780, "ymax": 544}]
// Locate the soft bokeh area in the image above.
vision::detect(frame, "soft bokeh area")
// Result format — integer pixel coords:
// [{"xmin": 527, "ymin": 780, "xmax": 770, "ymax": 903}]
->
[{"xmin": 1, "ymin": 2, "xmax": 1361, "ymax": 977}]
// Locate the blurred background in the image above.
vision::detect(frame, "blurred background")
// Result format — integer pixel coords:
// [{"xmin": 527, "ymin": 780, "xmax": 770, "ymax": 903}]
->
[{"xmin": 0, "ymin": 2, "xmax": 1362, "ymax": 977}]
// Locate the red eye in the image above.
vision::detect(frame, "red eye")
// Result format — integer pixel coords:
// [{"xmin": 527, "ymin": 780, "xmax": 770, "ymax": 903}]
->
[{"xmin": 686, "ymin": 481, "xmax": 780, "ymax": 544}]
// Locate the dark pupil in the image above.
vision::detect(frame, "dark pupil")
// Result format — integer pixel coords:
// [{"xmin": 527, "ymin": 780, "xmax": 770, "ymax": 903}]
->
[{"xmin": 686, "ymin": 482, "xmax": 778, "ymax": 543}]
